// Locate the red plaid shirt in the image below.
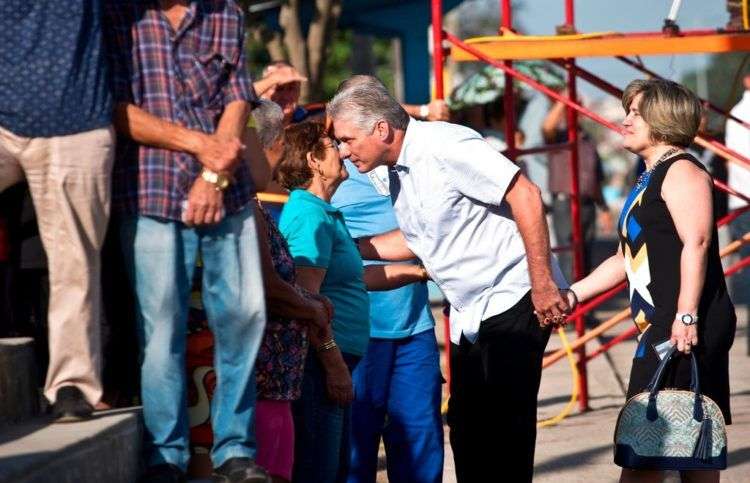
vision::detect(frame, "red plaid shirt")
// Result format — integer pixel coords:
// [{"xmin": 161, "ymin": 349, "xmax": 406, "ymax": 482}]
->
[{"xmin": 104, "ymin": 0, "xmax": 257, "ymax": 221}]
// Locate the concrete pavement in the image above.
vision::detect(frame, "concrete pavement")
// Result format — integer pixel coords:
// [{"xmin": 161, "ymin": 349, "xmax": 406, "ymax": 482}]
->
[{"xmin": 378, "ymin": 306, "xmax": 750, "ymax": 482}]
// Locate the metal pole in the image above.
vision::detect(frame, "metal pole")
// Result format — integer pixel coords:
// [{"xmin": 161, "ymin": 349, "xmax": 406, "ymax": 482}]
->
[
  {"xmin": 430, "ymin": 0, "xmax": 450, "ymax": 402},
  {"xmin": 501, "ymin": 0, "xmax": 512, "ymax": 30},
  {"xmin": 431, "ymin": 0, "xmax": 445, "ymax": 100},
  {"xmin": 501, "ymin": 0, "xmax": 516, "ymax": 159},
  {"xmin": 564, "ymin": 0, "xmax": 589, "ymax": 412}
]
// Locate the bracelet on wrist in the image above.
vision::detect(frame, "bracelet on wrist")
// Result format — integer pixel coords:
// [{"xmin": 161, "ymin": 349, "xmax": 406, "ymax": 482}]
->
[
  {"xmin": 317, "ymin": 339, "xmax": 338, "ymax": 353},
  {"xmin": 200, "ymin": 168, "xmax": 232, "ymax": 191},
  {"xmin": 566, "ymin": 288, "xmax": 579, "ymax": 309}
]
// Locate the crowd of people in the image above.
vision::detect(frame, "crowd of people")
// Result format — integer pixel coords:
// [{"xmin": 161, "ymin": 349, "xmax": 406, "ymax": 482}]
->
[{"xmin": 0, "ymin": 2, "xmax": 745, "ymax": 483}]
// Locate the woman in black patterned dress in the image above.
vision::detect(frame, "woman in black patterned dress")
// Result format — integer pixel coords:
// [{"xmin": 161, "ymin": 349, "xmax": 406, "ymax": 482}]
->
[{"xmin": 567, "ymin": 79, "xmax": 735, "ymax": 483}]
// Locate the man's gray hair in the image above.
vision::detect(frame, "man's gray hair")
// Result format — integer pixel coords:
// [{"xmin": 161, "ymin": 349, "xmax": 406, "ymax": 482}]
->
[
  {"xmin": 252, "ymin": 99, "xmax": 285, "ymax": 149},
  {"xmin": 327, "ymin": 75, "xmax": 409, "ymax": 132}
]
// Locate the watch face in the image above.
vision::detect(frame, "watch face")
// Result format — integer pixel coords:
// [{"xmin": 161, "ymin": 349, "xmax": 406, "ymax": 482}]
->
[
  {"xmin": 203, "ymin": 170, "xmax": 218, "ymax": 183},
  {"xmin": 681, "ymin": 314, "xmax": 695, "ymax": 325}
]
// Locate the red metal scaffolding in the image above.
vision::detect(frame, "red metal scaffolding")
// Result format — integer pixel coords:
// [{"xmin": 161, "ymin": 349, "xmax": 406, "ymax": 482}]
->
[{"xmin": 431, "ymin": 0, "xmax": 750, "ymax": 411}]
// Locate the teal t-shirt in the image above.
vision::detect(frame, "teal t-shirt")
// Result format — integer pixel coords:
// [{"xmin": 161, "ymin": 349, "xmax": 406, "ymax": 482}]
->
[
  {"xmin": 279, "ymin": 189, "xmax": 370, "ymax": 356},
  {"xmin": 331, "ymin": 160, "xmax": 435, "ymax": 339}
]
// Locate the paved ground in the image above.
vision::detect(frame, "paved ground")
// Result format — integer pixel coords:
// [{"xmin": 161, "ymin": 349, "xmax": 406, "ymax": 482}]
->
[{"xmin": 389, "ymin": 305, "xmax": 750, "ymax": 483}]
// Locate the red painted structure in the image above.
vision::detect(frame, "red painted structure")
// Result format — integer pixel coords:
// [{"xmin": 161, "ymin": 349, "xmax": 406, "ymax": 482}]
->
[{"xmin": 431, "ymin": 0, "xmax": 750, "ymax": 410}]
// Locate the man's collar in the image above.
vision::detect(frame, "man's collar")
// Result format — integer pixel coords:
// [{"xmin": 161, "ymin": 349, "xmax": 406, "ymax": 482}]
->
[{"xmin": 394, "ymin": 117, "xmax": 418, "ymax": 169}]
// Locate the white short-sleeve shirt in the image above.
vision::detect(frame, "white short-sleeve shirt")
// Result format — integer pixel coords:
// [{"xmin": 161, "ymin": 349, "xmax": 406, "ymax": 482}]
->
[
  {"xmin": 725, "ymin": 91, "xmax": 750, "ymax": 210},
  {"xmin": 388, "ymin": 119, "xmax": 566, "ymax": 344}
]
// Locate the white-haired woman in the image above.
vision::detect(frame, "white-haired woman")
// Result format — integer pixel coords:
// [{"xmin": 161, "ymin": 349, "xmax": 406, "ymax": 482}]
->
[
  {"xmin": 249, "ymin": 100, "xmax": 333, "ymax": 483},
  {"xmin": 567, "ymin": 79, "xmax": 735, "ymax": 483}
]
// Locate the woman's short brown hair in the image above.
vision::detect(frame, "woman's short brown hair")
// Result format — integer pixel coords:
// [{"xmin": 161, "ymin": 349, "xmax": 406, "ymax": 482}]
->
[
  {"xmin": 622, "ymin": 79, "xmax": 702, "ymax": 148},
  {"xmin": 275, "ymin": 121, "xmax": 328, "ymax": 190}
]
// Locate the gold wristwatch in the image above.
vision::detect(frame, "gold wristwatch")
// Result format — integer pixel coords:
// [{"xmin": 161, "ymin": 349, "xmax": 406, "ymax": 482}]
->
[{"xmin": 201, "ymin": 168, "xmax": 231, "ymax": 191}]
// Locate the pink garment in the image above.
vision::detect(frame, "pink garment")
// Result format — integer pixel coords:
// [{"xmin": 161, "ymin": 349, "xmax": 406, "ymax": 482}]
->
[{"xmin": 256, "ymin": 400, "xmax": 295, "ymax": 481}]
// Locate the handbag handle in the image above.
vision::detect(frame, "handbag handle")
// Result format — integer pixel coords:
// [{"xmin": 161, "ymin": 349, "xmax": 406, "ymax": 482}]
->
[{"xmin": 645, "ymin": 345, "xmax": 704, "ymax": 422}]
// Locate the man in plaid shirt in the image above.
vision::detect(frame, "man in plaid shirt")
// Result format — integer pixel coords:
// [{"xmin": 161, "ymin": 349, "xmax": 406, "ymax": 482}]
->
[{"xmin": 104, "ymin": 1, "xmax": 269, "ymax": 482}]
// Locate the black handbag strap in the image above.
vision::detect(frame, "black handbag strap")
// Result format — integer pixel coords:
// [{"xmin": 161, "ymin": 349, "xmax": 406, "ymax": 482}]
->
[{"xmin": 645, "ymin": 345, "xmax": 704, "ymax": 422}]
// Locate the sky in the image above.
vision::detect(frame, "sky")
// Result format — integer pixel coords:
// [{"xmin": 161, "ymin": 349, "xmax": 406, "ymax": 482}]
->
[{"xmin": 454, "ymin": 0, "xmax": 730, "ymax": 100}]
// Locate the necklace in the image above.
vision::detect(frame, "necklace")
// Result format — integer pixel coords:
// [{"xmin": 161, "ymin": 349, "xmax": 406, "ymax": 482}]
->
[{"xmin": 635, "ymin": 147, "xmax": 681, "ymax": 189}]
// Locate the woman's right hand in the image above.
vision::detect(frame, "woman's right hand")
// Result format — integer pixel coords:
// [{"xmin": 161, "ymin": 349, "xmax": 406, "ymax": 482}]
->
[
  {"xmin": 309, "ymin": 293, "xmax": 334, "ymax": 326},
  {"xmin": 319, "ymin": 349, "xmax": 354, "ymax": 406},
  {"xmin": 304, "ymin": 298, "xmax": 329, "ymax": 333}
]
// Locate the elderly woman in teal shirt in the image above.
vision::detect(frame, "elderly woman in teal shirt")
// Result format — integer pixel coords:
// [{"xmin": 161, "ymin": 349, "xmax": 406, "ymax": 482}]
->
[{"xmin": 277, "ymin": 121, "xmax": 426, "ymax": 483}]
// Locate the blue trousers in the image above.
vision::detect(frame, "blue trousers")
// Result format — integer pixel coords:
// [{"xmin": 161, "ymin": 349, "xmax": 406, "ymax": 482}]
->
[
  {"xmin": 292, "ymin": 351, "xmax": 360, "ymax": 483},
  {"xmin": 120, "ymin": 207, "xmax": 266, "ymax": 470},
  {"xmin": 347, "ymin": 330, "xmax": 444, "ymax": 483}
]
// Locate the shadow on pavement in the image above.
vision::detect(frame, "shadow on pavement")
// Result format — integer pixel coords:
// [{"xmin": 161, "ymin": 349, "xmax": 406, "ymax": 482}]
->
[
  {"xmin": 729, "ymin": 445, "xmax": 750, "ymax": 466},
  {"xmin": 534, "ymin": 443, "xmax": 611, "ymax": 475}
]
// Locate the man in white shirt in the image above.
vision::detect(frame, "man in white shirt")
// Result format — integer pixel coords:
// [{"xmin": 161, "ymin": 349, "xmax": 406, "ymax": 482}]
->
[
  {"xmin": 724, "ymin": 75, "xmax": 750, "ymax": 309},
  {"xmin": 328, "ymin": 75, "xmax": 569, "ymax": 483}
]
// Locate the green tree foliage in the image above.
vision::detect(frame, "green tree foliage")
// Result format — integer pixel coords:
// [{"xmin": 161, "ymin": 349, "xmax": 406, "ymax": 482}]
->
[{"xmin": 320, "ymin": 30, "xmax": 395, "ymax": 102}]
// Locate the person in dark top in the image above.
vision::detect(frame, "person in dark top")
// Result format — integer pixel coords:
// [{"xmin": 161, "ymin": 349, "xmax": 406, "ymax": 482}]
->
[
  {"xmin": 567, "ymin": 79, "xmax": 735, "ymax": 483},
  {"xmin": 542, "ymin": 96, "xmax": 614, "ymax": 281},
  {"xmin": 0, "ymin": 0, "xmax": 114, "ymax": 422}
]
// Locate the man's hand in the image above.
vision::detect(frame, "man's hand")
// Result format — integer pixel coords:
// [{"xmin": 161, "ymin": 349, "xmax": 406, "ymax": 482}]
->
[
  {"xmin": 532, "ymin": 283, "xmax": 570, "ymax": 327},
  {"xmin": 195, "ymin": 134, "xmax": 245, "ymax": 173},
  {"xmin": 182, "ymin": 176, "xmax": 224, "ymax": 226},
  {"xmin": 254, "ymin": 64, "xmax": 307, "ymax": 98},
  {"xmin": 268, "ymin": 65, "xmax": 307, "ymax": 89},
  {"xmin": 426, "ymin": 99, "xmax": 450, "ymax": 121}
]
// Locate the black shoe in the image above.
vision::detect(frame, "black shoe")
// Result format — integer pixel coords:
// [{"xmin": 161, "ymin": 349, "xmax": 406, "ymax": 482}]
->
[
  {"xmin": 139, "ymin": 464, "xmax": 186, "ymax": 483},
  {"xmin": 51, "ymin": 386, "xmax": 94, "ymax": 423},
  {"xmin": 212, "ymin": 457, "xmax": 271, "ymax": 483}
]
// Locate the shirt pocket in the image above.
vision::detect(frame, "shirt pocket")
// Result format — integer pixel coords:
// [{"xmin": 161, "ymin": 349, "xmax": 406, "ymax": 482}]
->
[
  {"xmin": 417, "ymin": 176, "xmax": 458, "ymax": 240},
  {"xmin": 184, "ymin": 50, "xmax": 237, "ymax": 108}
]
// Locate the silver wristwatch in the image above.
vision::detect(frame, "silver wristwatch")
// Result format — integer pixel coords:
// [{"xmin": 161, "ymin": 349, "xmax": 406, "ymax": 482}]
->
[{"xmin": 675, "ymin": 312, "xmax": 698, "ymax": 326}]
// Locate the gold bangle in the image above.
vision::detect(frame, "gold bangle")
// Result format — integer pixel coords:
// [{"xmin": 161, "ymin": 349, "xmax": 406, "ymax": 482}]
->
[{"xmin": 317, "ymin": 339, "xmax": 337, "ymax": 352}]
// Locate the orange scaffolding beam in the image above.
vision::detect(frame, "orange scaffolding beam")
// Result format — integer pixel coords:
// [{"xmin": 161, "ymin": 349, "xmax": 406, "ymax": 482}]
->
[
  {"xmin": 451, "ymin": 31, "xmax": 750, "ymax": 62},
  {"xmin": 432, "ymin": 0, "xmax": 750, "ymax": 412}
]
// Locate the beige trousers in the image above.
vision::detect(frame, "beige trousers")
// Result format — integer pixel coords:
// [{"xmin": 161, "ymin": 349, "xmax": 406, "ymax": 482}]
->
[{"xmin": 0, "ymin": 125, "xmax": 114, "ymax": 405}]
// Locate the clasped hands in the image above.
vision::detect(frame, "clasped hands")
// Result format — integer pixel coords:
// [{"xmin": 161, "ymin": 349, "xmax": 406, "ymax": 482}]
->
[
  {"xmin": 182, "ymin": 133, "xmax": 244, "ymax": 226},
  {"xmin": 532, "ymin": 285, "xmax": 578, "ymax": 328}
]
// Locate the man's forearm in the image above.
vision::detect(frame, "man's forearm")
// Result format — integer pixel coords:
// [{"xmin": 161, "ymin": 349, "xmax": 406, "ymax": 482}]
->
[
  {"xmin": 358, "ymin": 229, "xmax": 416, "ymax": 261},
  {"xmin": 215, "ymin": 100, "xmax": 250, "ymax": 140},
  {"xmin": 363, "ymin": 263, "xmax": 426, "ymax": 291},
  {"xmin": 115, "ymin": 101, "xmax": 248, "ymax": 173},
  {"xmin": 114, "ymin": 102, "xmax": 205, "ymax": 155},
  {"xmin": 507, "ymin": 177, "xmax": 557, "ymax": 289}
]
